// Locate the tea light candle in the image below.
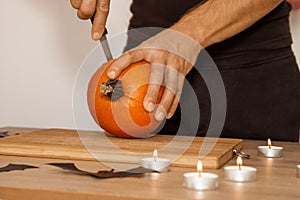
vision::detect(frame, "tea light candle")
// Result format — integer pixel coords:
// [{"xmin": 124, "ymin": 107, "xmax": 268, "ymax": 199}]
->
[
  {"xmin": 141, "ymin": 149, "xmax": 170, "ymax": 172},
  {"xmin": 297, "ymin": 165, "xmax": 300, "ymax": 178},
  {"xmin": 183, "ymin": 160, "xmax": 218, "ymax": 191},
  {"xmin": 224, "ymin": 156, "xmax": 257, "ymax": 182},
  {"xmin": 258, "ymin": 138, "xmax": 283, "ymax": 158}
]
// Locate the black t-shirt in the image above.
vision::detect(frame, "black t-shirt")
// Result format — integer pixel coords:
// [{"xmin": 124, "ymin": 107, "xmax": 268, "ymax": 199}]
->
[
  {"xmin": 128, "ymin": 0, "xmax": 300, "ymax": 142},
  {"xmin": 129, "ymin": 0, "xmax": 293, "ymax": 69}
]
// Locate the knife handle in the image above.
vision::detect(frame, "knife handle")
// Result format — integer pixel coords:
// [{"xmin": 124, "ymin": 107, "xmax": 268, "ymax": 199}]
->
[
  {"xmin": 90, "ymin": 15, "xmax": 113, "ymax": 61},
  {"xmin": 90, "ymin": 16, "xmax": 108, "ymax": 36}
]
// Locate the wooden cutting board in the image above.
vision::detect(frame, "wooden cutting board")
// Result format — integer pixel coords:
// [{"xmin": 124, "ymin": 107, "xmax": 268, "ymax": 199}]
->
[{"xmin": 0, "ymin": 129, "xmax": 242, "ymax": 169}]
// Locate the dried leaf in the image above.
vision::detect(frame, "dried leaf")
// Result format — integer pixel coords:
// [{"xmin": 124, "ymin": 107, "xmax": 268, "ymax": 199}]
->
[
  {"xmin": 47, "ymin": 163, "xmax": 158, "ymax": 179},
  {"xmin": 0, "ymin": 131, "xmax": 20, "ymax": 138},
  {"xmin": 0, "ymin": 163, "xmax": 38, "ymax": 172},
  {"xmin": 0, "ymin": 131, "xmax": 9, "ymax": 138}
]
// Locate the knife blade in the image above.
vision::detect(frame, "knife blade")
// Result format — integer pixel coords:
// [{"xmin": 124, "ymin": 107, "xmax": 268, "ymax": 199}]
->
[
  {"xmin": 99, "ymin": 30, "xmax": 113, "ymax": 61},
  {"xmin": 90, "ymin": 17, "xmax": 113, "ymax": 61}
]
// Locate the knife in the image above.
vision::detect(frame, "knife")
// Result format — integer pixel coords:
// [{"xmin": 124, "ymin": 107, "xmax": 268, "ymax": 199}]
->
[{"xmin": 90, "ymin": 17, "xmax": 113, "ymax": 61}]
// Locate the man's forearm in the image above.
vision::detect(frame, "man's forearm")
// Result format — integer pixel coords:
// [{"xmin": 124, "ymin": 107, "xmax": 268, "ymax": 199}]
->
[{"xmin": 171, "ymin": 0, "xmax": 284, "ymax": 48}]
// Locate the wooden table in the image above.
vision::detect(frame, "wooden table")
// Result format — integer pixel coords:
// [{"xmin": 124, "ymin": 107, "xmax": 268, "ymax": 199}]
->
[{"xmin": 0, "ymin": 128, "xmax": 300, "ymax": 200}]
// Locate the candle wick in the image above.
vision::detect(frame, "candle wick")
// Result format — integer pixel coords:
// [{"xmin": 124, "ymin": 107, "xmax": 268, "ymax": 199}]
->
[
  {"xmin": 267, "ymin": 139, "xmax": 272, "ymax": 149},
  {"xmin": 153, "ymin": 149, "xmax": 158, "ymax": 162},
  {"xmin": 199, "ymin": 172, "xmax": 201, "ymax": 178},
  {"xmin": 239, "ymin": 164, "xmax": 241, "ymax": 171}
]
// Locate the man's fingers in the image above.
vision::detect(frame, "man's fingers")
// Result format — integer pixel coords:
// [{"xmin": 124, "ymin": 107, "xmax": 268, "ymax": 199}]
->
[
  {"xmin": 166, "ymin": 74, "xmax": 184, "ymax": 119},
  {"xmin": 77, "ymin": 0, "xmax": 96, "ymax": 20},
  {"xmin": 107, "ymin": 49, "xmax": 145, "ymax": 79},
  {"xmin": 70, "ymin": 0, "xmax": 82, "ymax": 9},
  {"xmin": 164, "ymin": 58, "xmax": 187, "ymax": 119},
  {"xmin": 155, "ymin": 86, "xmax": 176, "ymax": 121},
  {"xmin": 70, "ymin": 0, "xmax": 110, "ymax": 40},
  {"xmin": 143, "ymin": 63, "xmax": 165, "ymax": 112},
  {"xmin": 91, "ymin": 0, "xmax": 111, "ymax": 40},
  {"xmin": 154, "ymin": 66, "xmax": 179, "ymax": 121},
  {"xmin": 107, "ymin": 46, "xmax": 189, "ymax": 122},
  {"xmin": 167, "ymin": 95, "xmax": 180, "ymax": 119}
]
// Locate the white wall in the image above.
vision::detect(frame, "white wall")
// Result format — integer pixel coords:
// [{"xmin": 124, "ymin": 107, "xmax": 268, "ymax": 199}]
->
[
  {"xmin": 0, "ymin": 1, "xmax": 299, "ymax": 130},
  {"xmin": 291, "ymin": 9, "xmax": 300, "ymax": 65},
  {"xmin": 0, "ymin": 0, "xmax": 132, "ymax": 129}
]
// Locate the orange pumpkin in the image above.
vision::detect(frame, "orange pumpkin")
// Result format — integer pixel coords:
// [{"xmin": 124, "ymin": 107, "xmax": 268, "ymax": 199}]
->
[{"xmin": 87, "ymin": 61, "xmax": 164, "ymax": 138}]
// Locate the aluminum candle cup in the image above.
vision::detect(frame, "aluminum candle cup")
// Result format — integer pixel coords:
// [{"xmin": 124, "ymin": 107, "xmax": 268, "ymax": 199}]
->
[
  {"xmin": 141, "ymin": 149, "xmax": 170, "ymax": 172},
  {"xmin": 141, "ymin": 157, "xmax": 171, "ymax": 172},
  {"xmin": 224, "ymin": 156, "xmax": 256, "ymax": 182},
  {"xmin": 183, "ymin": 160, "xmax": 218, "ymax": 191},
  {"xmin": 297, "ymin": 165, "xmax": 300, "ymax": 178},
  {"xmin": 257, "ymin": 146, "xmax": 283, "ymax": 158},
  {"xmin": 257, "ymin": 138, "xmax": 283, "ymax": 158},
  {"xmin": 224, "ymin": 166, "xmax": 257, "ymax": 182},
  {"xmin": 183, "ymin": 172, "xmax": 219, "ymax": 191}
]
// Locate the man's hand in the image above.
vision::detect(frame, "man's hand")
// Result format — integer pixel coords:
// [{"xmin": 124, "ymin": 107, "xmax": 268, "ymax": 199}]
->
[
  {"xmin": 288, "ymin": 0, "xmax": 300, "ymax": 10},
  {"xmin": 70, "ymin": 0, "xmax": 110, "ymax": 40},
  {"xmin": 107, "ymin": 30, "xmax": 201, "ymax": 121},
  {"xmin": 70, "ymin": 0, "xmax": 283, "ymax": 123}
]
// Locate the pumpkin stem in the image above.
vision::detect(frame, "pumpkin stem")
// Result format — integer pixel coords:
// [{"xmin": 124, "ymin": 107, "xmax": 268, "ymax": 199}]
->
[{"xmin": 100, "ymin": 79, "xmax": 124, "ymax": 102}]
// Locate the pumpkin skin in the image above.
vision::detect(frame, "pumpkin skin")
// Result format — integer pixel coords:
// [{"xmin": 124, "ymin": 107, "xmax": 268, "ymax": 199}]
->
[{"xmin": 87, "ymin": 61, "xmax": 164, "ymax": 138}]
